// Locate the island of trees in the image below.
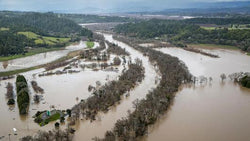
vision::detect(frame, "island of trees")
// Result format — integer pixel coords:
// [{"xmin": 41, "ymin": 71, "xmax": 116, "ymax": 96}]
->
[{"xmin": 16, "ymin": 75, "xmax": 30, "ymax": 115}]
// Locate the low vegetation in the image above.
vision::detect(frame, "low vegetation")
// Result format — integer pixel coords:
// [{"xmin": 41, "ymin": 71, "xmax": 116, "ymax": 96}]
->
[
  {"xmin": 86, "ymin": 41, "xmax": 95, "ymax": 48},
  {"xmin": 16, "ymin": 75, "xmax": 30, "ymax": 115},
  {"xmin": 34, "ymin": 110, "xmax": 63, "ymax": 126},
  {"xmin": 6, "ymin": 82, "xmax": 15, "ymax": 105},
  {"xmin": 240, "ymin": 76, "xmax": 250, "ymax": 88},
  {"xmin": 183, "ymin": 47, "xmax": 219, "ymax": 58},
  {"xmin": 31, "ymin": 81, "xmax": 44, "ymax": 94}
]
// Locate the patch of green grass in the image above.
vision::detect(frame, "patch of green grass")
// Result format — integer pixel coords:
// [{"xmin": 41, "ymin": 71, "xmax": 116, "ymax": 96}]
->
[
  {"xmin": 44, "ymin": 113, "xmax": 60, "ymax": 123},
  {"xmin": 86, "ymin": 41, "xmax": 94, "ymax": 48},
  {"xmin": 201, "ymin": 26, "xmax": 250, "ymax": 31},
  {"xmin": 18, "ymin": 31, "xmax": 40, "ymax": 38},
  {"xmin": 0, "ymin": 47, "xmax": 64, "ymax": 61},
  {"xmin": 18, "ymin": 31, "xmax": 70, "ymax": 45},
  {"xmin": 189, "ymin": 44, "xmax": 239, "ymax": 50},
  {"xmin": 0, "ymin": 66, "xmax": 40, "ymax": 77},
  {"xmin": 201, "ymin": 27, "xmax": 216, "ymax": 30},
  {"xmin": 0, "ymin": 27, "xmax": 9, "ymax": 31},
  {"xmin": 247, "ymin": 52, "xmax": 250, "ymax": 56}
]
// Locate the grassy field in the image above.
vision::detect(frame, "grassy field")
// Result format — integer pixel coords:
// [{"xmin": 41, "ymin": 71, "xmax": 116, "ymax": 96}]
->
[
  {"xmin": 201, "ymin": 25, "xmax": 250, "ymax": 30},
  {"xmin": 18, "ymin": 31, "xmax": 70, "ymax": 45},
  {"xmin": 86, "ymin": 41, "xmax": 94, "ymax": 48},
  {"xmin": 0, "ymin": 27, "xmax": 9, "ymax": 31},
  {"xmin": 189, "ymin": 44, "xmax": 239, "ymax": 50},
  {"xmin": 0, "ymin": 47, "xmax": 64, "ymax": 61}
]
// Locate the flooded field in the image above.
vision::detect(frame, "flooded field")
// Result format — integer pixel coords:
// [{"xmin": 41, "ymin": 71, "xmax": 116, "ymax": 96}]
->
[
  {"xmin": 144, "ymin": 47, "xmax": 250, "ymax": 141},
  {"xmin": 0, "ymin": 41, "xmax": 87, "ymax": 72},
  {"xmin": 0, "ymin": 34, "xmax": 249, "ymax": 141},
  {"xmin": 0, "ymin": 38, "xmax": 119, "ymax": 140},
  {"xmin": 73, "ymin": 33, "xmax": 159, "ymax": 140}
]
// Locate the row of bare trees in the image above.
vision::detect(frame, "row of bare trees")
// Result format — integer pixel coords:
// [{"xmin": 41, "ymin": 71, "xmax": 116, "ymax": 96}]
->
[
  {"xmin": 106, "ymin": 41, "xmax": 130, "ymax": 56},
  {"xmin": 20, "ymin": 128, "xmax": 75, "ymax": 141},
  {"xmin": 31, "ymin": 81, "xmax": 44, "ymax": 94},
  {"xmin": 98, "ymin": 35, "xmax": 191, "ymax": 140},
  {"xmin": 69, "ymin": 61, "xmax": 145, "ymax": 124},
  {"xmin": 6, "ymin": 82, "xmax": 15, "ymax": 105}
]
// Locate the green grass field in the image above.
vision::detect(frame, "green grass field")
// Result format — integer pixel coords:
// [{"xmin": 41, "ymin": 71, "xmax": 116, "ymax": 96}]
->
[
  {"xmin": 18, "ymin": 31, "xmax": 70, "ymax": 45},
  {"xmin": 86, "ymin": 41, "xmax": 95, "ymax": 48},
  {"xmin": 201, "ymin": 25, "xmax": 250, "ymax": 31},
  {"xmin": 0, "ymin": 27, "xmax": 9, "ymax": 31}
]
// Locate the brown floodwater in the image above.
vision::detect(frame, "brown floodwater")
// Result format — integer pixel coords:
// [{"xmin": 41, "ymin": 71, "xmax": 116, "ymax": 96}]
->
[
  {"xmin": 143, "ymin": 47, "xmax": 250, "ymax": 141},
  {"xmin": 0, "ymin": 58, "xmax": 121, "ymax": 140},
  {"xmin": 0, "ymin": 41, "xmax": 88, "ymax": 72},
  {"xmin": 73, "ymin": 33, "xmax": 159, "ymax": 140},
  {"xmin": 0, "ymin": 33, "xmax": 158, "ymax": 141}
]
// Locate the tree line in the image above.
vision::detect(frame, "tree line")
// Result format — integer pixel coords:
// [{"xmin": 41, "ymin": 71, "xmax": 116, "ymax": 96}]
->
[
  {"xmin": 114, "ymin": 19, "xmax": 250, "ymax": 52},
  {"xmin": 0, "ymin": 12, "xmax": 93, "ymax": 56},
  {"xmin": 99, "ymin": 35, "xmax": 191, "ymax": 140}
]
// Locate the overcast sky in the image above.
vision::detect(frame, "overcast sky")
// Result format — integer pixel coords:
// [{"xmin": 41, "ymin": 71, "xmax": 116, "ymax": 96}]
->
[{"xmin": 0, "ymin": 0, "xmax": 249, "ymax": 13}]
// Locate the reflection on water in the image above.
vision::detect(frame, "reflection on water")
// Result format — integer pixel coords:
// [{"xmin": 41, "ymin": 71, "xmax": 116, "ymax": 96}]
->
[{"xmin": 143, "ymin": 47, "xmax": 250, "ymax": 141}]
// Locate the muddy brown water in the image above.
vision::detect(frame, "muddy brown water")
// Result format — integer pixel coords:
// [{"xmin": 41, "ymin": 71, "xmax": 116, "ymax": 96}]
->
[
  {"xmin": 1, "ymin": 37, "xmax": 249, "ymax": 141},
  {"xmin": 0, "ymin": 33, "xmax": 158, "ymax": 141},
  {"xmin": 0, "ymin": 41, "xmax": 89, "ymax": 72},
  {"xmin": 142, "ymin": 47, "xmax": 250, "ymax": 141},
  {"xmin": 72, "ymin": 33, "xmax": 159, "ymax": 140}
]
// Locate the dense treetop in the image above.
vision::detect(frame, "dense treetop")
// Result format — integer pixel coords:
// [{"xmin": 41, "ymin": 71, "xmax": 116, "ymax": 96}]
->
[
  {"xmin": 0, "ymin": 12, "xmax": 93, "ymax": 56},
  {"xmin": 114, "ymin": 18, "xmax": 250, "ymax": 52}
]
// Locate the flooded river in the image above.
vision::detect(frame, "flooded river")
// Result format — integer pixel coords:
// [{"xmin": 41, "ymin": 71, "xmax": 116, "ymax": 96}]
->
[
  {"xmin": 1, "ymin": 34, "xmax": 249, "ymax": 141},
  {"xmin": 73, "ymin": 33, "xmax": 159, "ymax": 140},
  {"xmin": 144, "ymin": 47, "xmax": 250, "ymax": 141}
]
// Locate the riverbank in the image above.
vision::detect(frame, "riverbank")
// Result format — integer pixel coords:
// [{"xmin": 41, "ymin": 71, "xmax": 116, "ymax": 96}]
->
[
  {"xmin": 0, "ymin": 49, "xmax": 82, "ymax": 77},
  {"xmin": 0, "ymin": 41, "xmax": 78, "ymax": 62}
]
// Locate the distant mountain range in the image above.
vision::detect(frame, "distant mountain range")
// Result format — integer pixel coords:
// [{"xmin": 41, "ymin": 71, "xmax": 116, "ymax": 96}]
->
[{"xmin": 127, "ymin": 1, "xmax": 250, "ymax": 15}]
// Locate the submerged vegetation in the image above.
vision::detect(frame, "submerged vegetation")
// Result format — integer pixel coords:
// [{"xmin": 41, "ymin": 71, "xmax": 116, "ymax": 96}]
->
[
  {"xmin": 240, "ymin": 76, "xmax": 250, "ymax": 88},
  {"xmin": 34, "ymin": 110, "xmax": 63, "ymax": 126},
  {"xmin": 69, "ymin": 61, "xmax": 145, "ymax": 123},
  {"xmin": 31, "ymin": 81, "xmax": 44, "ymax": 94},
  {"xmin": 16, "ymin": 75, "xmax": 30, "ymax": 115},
  {"xmin": 106, "ymin": 41, "xmax": 130, "ymax": 56},
  {"xmin": 6, "ymin": 82, "xmax": 15, "ymax": 105},
  {"xmin": 20, "ymin": 128, "xmax": 75, "ymax": 141},
  {"xmin": 100, "ymin": 35, "xmax": 191, "ymax": 140}
]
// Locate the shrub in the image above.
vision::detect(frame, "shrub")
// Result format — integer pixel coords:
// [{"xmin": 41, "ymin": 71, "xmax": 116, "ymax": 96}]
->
[{"xmin": 7, "ymin": 99, "xmax": 15, "ymax": 105}]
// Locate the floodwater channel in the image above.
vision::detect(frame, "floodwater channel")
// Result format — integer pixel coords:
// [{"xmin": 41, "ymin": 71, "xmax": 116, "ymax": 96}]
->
[{"xmin": 143, "ymin": 47, "xmax": 250, "ymax": 141}]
